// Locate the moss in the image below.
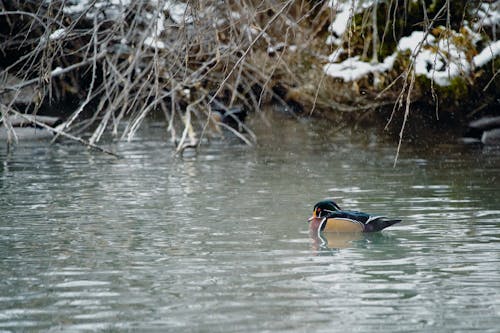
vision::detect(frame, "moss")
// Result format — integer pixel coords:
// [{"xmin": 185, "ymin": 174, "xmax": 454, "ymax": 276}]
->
[
  {"xmin": 437, "ymin": 77, "xmax": 470, "ymax": 101},
  {"xmin": 413, "ymin": 74, "xmax": 471, "ymax": 114},
  {"xmin": 347, "ymin": 1, "xmax": 438, "ymax": 61},
  {"xmin": 428, "ymin": 0, "xmax": 473, "ymax": 30},
  {"xmin": 347, "ymin": 0, "xmax": 479, "ymax": 61}
]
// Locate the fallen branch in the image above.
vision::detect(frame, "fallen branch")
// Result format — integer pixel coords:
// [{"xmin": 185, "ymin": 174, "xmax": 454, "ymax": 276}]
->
[
  {"xmin": 2, "ymin": 108, "xmax": 121, "ymax": 158},
  {"xmin": 0, "ymin": 51, "xmax": 107, "ymax": 95}
]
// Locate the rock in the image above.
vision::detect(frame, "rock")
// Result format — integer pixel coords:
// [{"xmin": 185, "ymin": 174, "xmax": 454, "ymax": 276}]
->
[
  {"xmin": 481, "ymin": 128, "xmax": 500, "ymax": 146},
  {"xmin": 462, "ymin": 116, "xmax": 500, "ymax": 146}
]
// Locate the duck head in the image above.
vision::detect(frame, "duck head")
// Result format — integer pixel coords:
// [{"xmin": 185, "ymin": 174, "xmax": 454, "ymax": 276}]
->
[{"xmin": 308, "ymin": 200, "xmax": 342, "ymax": 221}]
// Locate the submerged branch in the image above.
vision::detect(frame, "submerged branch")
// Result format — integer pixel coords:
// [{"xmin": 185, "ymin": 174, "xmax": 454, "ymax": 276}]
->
[{"xmin": 2, "ymin": 108, "xmax": 121, "ymax": 157}]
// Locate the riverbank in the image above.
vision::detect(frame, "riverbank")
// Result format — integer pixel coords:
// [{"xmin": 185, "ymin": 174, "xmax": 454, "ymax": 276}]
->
[{"xmin": 0, "ymin": 1, "xmax": 498, "ymax": 151}]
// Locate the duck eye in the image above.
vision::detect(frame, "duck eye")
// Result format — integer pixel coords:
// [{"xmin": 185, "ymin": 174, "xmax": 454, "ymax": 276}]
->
[{"xmin": 316, "ymin": 208, "xmax": 322, "ymax": 217}]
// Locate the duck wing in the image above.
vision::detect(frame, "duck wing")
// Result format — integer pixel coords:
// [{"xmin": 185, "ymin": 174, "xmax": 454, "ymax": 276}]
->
[
  {"xmin": 327, "ymin": 211, "xmax": 401, "ymax": 232},
  {"xmin": 363, "ymin": 216, "xmax": 402, "ymax": 232},
  {"xmin": 329, "ymin": 210, "xmax": 372, "ymax": 223}
]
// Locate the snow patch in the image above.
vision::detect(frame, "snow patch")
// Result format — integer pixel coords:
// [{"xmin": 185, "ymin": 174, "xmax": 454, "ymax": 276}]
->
[
  {"xmin": 49, "ymin": 28, "xmax": 66, "ymax": 41},
  {"xmin": 473, "ymin": 40, "xmax": 500, "ymax": 68},
  {"xmin": 324, "ymin": 54, "xmax": 396, "ymax": 82},
  {"xmin": 396, "ymin": 30, "xmax": 470, "ymax": 86},
  {"xmin": 152, "ymin": 12, "xmax": 166, "ymax": 36},
  {"xmin": 144, "ymin": 37, "xmax": 166, "ymax": 49},
  {"xmin": 324, "ymin": 24, "xmax": 499, "ymax": 86},
  {"xmin": 473, "ymin": 3, "xmax": 500, "ymax": 30},
  {"xmin": 397, "ymin": 31, "xmax": 435, "ymax": 54},
  {"xmin": 52, "ymin": 67, "xmax": 64, "ymax": 75},
  {"xmin": 63, "ymin": 1, "xmax": 88, "ymax": 14},
  {"xmin": 165, "ymin": 0, "xmax": 193, "ymax": 25},
  {"xmin": 326, "ymin": 1, "xmax": 352, "ymax": 46},
  {"xmin": 329, "ymin": 8, "xmax": 351, "ymax": 41}
]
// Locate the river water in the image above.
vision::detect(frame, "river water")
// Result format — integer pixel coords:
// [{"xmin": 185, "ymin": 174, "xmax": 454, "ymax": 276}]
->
[{"xmin": 1, "ymin": 113, "xmax": 499, "ymax": 332}]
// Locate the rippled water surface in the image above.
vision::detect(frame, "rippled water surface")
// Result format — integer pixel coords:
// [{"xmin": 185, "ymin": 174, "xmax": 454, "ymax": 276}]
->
[{"xmin": 1, "ymin": 114, "xmax": 499, "ymax": 332}]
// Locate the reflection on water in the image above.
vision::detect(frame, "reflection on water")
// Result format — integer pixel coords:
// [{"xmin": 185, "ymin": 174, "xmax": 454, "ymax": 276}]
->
[
  {"xmin": 311, "ymin": 230, "xmax": 364, "ymax": 251},
  {"xmin": 1, "ymin": 114, "xmax": 500, "ymax": 332}
]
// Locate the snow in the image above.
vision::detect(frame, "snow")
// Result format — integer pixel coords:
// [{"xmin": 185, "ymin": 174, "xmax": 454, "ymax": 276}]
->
[
  {"xmin": 415, "ymin": 53, "xmax": 467, "ymax": 86},
  {"xmin": 152, "ymin": 12, "xmax": 166, "ymax": 36},
  {"xmin": 267, "ymin": 42, "xmax": 287, "ymax": 55},
  {"xmin": 144, "ymin": 37, "xmax": 166, "ymax": 49},
  {"xmin": 327, "ymin": 47, "xmax": 344, "ymax": 63},
  {"xmin": 63, "ymin": 0, "xmax": 127, "ymax": 19},
  {"xmin": 110, "ymin": 0, "xmax": 131, "ymax": 5},
  {"xmin": 142, "ymin": 1, "xmax": 194, "ymax": 50},
  {"xmin": 321, "ymin": 1, "xmax": 499, "ymax": 86},
  {"xmin": 326, "ymin": 0, "xmax": 378, "ymax": 45},
  {"xmin": 50, "ymin": 0, "xmax": 500, "ymax": 86},
  {"xmin": 473, "ymin": 40, "xmax": 500, "ymax": 68},
  {"xmin": 324, "ymin": 54, "xmax": 396, "ymax": 82},
  {"xmin": 395, "ymin": 30, "xmax": 471, "ymax": 86},
  {"xmin": 63, "ymin": 1, "xmax": 88, "ymax": 14},
  {"xmin": 329, "ymin": 8, "xmax": 351, "ymax": 39},
  {"xmin": 231, "ymin": 11, "xmax": 241, "ymax": 20},
  {"xmin": 49, "ymin": 28, "xmax": 66, "ymax": 41},
  {"xmin": 164, "ymin": 0, "xmax": 193, "ymax": 25},
  {"xmin": 323, "ymin": 57, "xmax": 373, "ymax": 81},
  {"xmin": 52, "ymin": 67, "xmax": 64, "ymax": 75},
  {"xmin": 326, "ymin": 2, "xmax": 352, "ymax": 46},
  {"xmin": 324, "ymin": 20, "xmax": 499, "ymax": 86},
  {"xmin": 397, "ymin": 31, "xmax": 435, "ymax": 54},
  {"xmin": 474, "ymin": 3, "xmax": 500, "ymax": 30}
]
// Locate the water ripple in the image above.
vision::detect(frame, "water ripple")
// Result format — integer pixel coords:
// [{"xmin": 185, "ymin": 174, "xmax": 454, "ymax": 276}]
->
[{"xmin": 1, "ymin": 121, "xmax": 500, "ymax": 332}]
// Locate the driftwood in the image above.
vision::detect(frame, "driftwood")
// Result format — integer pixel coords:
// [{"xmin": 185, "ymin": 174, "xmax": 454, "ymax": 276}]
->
[
  {"xmin": 1, "ymin": 107, "xmax": 121, "ymax": 157},
  {"xmin": 2, "ymin": 109, "xmax": 121, "ymax": 158}
]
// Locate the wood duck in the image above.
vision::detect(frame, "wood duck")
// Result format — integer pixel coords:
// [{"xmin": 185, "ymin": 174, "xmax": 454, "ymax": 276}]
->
[{"xmin": 308, "ymin": 200, "xmax": 401, "ymax": 233}]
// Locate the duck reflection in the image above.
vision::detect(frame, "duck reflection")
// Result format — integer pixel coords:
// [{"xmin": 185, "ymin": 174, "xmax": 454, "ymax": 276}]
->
[{"xmin": 309, "ymin": 216, "xmax": 363, "ymax": 250}]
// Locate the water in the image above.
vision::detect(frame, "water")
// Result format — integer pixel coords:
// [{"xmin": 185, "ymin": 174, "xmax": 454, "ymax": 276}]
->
[{"xmin": 1, "ymin": 113, "xmax": 499, "ymax": 332}]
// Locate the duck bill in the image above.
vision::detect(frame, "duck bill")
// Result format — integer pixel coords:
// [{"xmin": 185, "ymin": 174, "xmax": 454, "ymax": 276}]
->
[{"xmin": 307, "ymin": 211, "xmax": 318, "ymax": 222}]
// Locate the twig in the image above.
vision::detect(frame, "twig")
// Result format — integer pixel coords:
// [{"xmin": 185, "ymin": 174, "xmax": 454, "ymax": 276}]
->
[
  {"xmin": 393, "ymin": 70, "xmax": 415, "ymax": 168},
  {"xmin": 208, "ymin": 0, "xmax": 295, "ymax": 106},
  {"xmin": 390, "ymin": 1, "xmax": 448, "ymax": 166}
]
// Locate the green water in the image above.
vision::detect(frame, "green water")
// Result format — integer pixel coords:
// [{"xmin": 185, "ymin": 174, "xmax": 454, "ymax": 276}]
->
[{"xmin": 1, "ymin": 114, "xmax": 499, "ymax": 332}]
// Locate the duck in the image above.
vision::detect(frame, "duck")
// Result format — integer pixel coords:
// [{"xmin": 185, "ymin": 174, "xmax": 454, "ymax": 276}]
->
[{"xmin": 308, "ymin": 199, "xmax": 401, "ymax": 233}]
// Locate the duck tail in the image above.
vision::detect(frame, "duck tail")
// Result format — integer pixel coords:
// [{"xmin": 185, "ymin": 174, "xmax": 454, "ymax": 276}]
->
[{"xmin": 365, "ymin": 218, "xmax": 401, "ymax": 232}]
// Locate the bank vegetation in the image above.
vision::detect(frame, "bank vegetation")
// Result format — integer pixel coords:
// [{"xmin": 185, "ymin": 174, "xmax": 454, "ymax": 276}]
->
[{"xmin": 0, "ymin": 0, "xmax": 498, "ymax": 154}]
